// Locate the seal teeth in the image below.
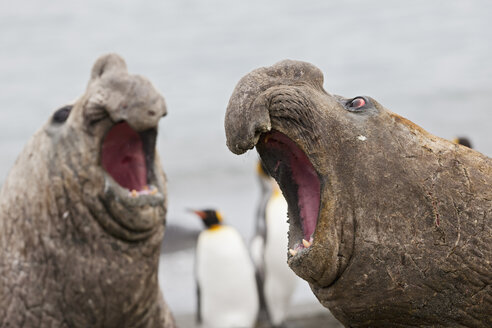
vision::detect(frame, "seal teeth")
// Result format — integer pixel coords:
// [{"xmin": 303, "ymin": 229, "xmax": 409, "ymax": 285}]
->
[
  {"xmin": 289, "ymin": 238, "xmax": 314, "ymax": 258},
  {"xmin": 128, "ymin": 185, "xmax": 158, "ymax": 197}
]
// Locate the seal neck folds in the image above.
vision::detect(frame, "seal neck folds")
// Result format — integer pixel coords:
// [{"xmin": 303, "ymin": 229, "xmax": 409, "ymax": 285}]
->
[
  {"xmin": 102, "ymin": 122, "xmax": 158, "ymax": 196},
  {"xmin": 257, "ymin": 131, "xmax": 320, "ymax": 248}
]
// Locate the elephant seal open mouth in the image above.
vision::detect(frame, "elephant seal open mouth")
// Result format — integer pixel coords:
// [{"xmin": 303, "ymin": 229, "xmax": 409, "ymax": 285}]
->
[
  {"xmin": 224, "ymin": 60, "xmax": 491, "ymax": 327},
  {"xmin": 256, "ymin": 131, "xmax": 324, "ymax": 279},
  {"xmin": 83, "ymin": 54, "xmax": 168, "ymax": 239},
  {"xmin": 0, "ymin": 54, "xmax": 175, "ymax": 327}
]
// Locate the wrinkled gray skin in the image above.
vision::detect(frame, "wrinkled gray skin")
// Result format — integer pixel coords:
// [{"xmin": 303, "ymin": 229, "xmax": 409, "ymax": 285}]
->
[
  {"xmin": 0, "ymin": 54, "xmax": 175, "ymax": 327},
  {"xmin": 225, "ymin": 60, "xmax": 491, "ymax": 327}
]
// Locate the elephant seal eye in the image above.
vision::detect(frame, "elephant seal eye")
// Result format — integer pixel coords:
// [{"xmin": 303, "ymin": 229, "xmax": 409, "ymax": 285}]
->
[
  {"xmin": 348, "ymin": 97, "xmax": 366, "ymax": 110},
  {"xmin": 52, "ymin": 105, "xmax": 72, "ymax": 123}
]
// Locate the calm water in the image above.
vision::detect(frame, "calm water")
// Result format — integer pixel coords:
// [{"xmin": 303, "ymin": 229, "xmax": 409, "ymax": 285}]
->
[{"xmin": 1, "ymin": 0, "xmax": 491, "ymax": 315}]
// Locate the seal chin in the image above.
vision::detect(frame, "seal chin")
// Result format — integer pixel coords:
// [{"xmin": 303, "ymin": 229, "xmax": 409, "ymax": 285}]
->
[
  {"xmin": 256, "ymin": 131, "xmax": 325, "ymax": 278},
  {"xmin": 103, "ymin": 172, "xmax": 165, "ymax": 209},
  {"xmin": 101, "ymin": 172, "xmax": 165, "ymax": 234}
]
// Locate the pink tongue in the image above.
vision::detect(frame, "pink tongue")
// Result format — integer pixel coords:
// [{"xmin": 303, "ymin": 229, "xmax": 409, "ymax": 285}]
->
[
  {"xmin": 101, "ymin": 122, "xmax": 147, "ymax": 191},
  {"xmin": 290, "ymin": 154, "xmax": 320, "ymax": 241},
  {"xmin": 288, "ymin": 146, "xmax": 320, "ymax": 241}
]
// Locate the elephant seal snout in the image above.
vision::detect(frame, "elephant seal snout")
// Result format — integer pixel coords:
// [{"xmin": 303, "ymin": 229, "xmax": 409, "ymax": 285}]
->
[
  {"xmin": 0, "ymin": 54, "xmax": 175, "ymax": 327},
  {"xmin": 225, "ymin": 60, "xmax": 492, "ymax": 327}
]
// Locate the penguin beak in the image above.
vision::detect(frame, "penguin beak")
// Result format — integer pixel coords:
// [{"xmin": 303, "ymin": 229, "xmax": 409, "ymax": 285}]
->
[{"xmin": 188, "ymin": 209, "xmax": 206, "ymax": 219}]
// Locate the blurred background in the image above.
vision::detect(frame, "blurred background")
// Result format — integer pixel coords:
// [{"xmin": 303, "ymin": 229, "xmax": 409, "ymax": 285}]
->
[{"xmin": 1, "ymin": 0, "xmax": 491, "ymax": 326}]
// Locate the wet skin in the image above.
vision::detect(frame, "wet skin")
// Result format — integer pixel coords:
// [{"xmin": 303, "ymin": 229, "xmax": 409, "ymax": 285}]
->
[
  {"xmin": 225, "ymin": 60, "xmax": 491, "ymax": 327},
  {"xmin": 0, "ymin": 54, "xmax": 175, "ymax": 327}
]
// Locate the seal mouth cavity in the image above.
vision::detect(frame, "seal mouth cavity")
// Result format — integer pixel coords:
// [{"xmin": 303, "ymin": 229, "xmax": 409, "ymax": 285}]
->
[
  {"xmin": 257, "ymin": 131, "xmax": 321, "ymax": 247},
  {"xmin": 101, "ymin": 122, "xmax": 157, "ymax": 195}
]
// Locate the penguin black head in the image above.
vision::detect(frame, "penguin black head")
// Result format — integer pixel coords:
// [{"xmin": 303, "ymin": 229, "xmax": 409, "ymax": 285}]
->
[
  {"xmin": 452, "ymin": 137, "xmax": 473, "ymax": 149},
  {"xmin": 256, "ymin": 159, "xmax": 270, "ymax": 178},
  {"xmin": 191, "ymin": 209, "xmax": 223, "ymax": 229}
]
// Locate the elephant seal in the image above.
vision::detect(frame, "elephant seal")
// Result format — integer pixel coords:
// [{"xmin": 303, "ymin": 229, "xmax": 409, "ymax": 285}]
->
[
  {"xmin": 0, "ymin": 54, "xmax": 175, "ymax": 327},
  {"xmin": 224, "ymin": 60, "xmax": 491, "ymax": 327}
]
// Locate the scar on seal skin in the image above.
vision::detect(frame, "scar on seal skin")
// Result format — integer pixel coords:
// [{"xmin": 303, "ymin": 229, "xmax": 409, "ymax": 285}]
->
[
  {"xmin": 224, "ymin": 60, "xmax": 491, "ymax": 327},
  {"xmin": 0, "ymin": 54, "xmax": 175, "ymax": 327}
]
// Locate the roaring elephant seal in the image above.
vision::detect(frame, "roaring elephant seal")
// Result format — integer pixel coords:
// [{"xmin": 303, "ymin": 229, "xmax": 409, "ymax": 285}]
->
[
  {"xmin": 0, "ymin": 54, "xmax": 175, "ymax": 327},
  {"xmin": 224, "ymin": 60, "xmax": 491, "ymax": 327}
]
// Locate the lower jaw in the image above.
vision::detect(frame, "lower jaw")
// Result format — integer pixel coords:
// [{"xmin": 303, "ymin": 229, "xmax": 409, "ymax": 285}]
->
[
  {"xmin": 286, "ymin": 214, "xmax": 344, "ymax": 288},
  {"xmin": 103, "ymin": 172, "xmax": 165, "ymax": 208},
  {"xmin": 288, "ymin": 252, "xmax": 339, "ymax": 289},
  {"xmin": 287, "ymin": 243, "xmax": 324, "ymax": 286},
  {"xmin": 93, "ymin": 172, "xmax": 166, "ymax": 240}
]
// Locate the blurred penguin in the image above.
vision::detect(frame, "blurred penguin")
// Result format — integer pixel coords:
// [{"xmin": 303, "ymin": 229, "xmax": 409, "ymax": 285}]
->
[
  {"xmin": 192, "ymin": 209, "xmax": 259, "ymax": 328},
  {"xmin": 251, "ymin": 162, "xmax": 298, "ymax": 327},
  {"xmin": 453, "ymin": 136, "xmax": 473, "ymax": 149}
]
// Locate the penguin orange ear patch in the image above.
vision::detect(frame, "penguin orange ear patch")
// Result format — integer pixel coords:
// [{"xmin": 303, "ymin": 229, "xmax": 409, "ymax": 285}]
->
[{"xmin": 216, "ymin": 211, "xmax": 224, "ymax": 222}]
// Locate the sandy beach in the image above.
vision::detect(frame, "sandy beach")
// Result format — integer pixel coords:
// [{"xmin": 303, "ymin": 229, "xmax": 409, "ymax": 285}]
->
[
  {"xmin": 173, "ymin": 303, "xmax": 344, "ymax": 328},
  {"xmin": 160, "ymin": 222, "xmax": 345, "ymax": 327}
]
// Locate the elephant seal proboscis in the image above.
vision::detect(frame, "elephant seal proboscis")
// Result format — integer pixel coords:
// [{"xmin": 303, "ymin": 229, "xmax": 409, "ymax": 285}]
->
[
  {"xmin": 224, "ymin": 60, "xmax": 491, "ymax": 327},
  {"xmin": 0, "ymin": 54, "xmax": 175, "ymax": 327}
]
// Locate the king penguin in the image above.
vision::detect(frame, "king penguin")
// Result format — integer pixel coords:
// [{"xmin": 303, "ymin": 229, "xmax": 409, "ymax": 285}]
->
[
  {"xmin": 192, "ymin": 209, "xmax": 259, "ymax": 328},
  {"xmin": 452, "ymin": 136, "xmax": 473, "ymax": 149},
  {"xmin": 251, "ymin": 162, "xmax": 299, "ymax": 327}
]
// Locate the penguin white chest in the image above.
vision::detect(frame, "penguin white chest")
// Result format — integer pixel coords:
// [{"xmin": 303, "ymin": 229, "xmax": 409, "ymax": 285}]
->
[
  {"xmin": 263, "ymin": 193, "xmax": 299, "ymax": 326},
  {"xmin": 196, "ymin": 226, "xmax": 259, "ymax": 328}
]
